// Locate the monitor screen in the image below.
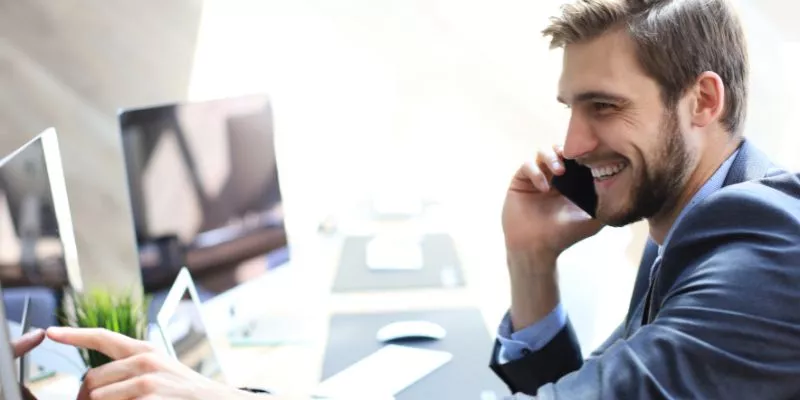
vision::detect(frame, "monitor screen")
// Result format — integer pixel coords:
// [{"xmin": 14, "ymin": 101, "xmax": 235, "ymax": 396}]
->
[
  {"xmin": 119, "ymin": 95, "xmax": 288, "ymax": 290},
  {"xmin": 0, "ymin": 129, "xmax": 80, "ymax": 289},
  {"xmin": 162, "ymin": 288, "xmax": 224, "ymax": 382}
]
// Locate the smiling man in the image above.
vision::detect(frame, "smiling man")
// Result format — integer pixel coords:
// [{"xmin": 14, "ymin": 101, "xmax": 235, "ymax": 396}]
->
[{"xmin": 491, "ymin": 0, "xmax": 800, "ymax": 398}]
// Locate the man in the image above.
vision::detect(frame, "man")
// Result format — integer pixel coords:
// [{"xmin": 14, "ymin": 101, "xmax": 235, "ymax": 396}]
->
[
  {"xmin": 15, "ymin": 0, "xmax": 800, "ymax": 398},
  {"xmin": 491, "ymin": 0, "xmax": 800, "ymax": 398}
]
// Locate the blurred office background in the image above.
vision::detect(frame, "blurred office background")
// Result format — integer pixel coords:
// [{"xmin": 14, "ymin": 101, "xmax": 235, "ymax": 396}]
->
[{"xmin": 0, "ymin": 0, "xmax": 797, "ymax": 353}]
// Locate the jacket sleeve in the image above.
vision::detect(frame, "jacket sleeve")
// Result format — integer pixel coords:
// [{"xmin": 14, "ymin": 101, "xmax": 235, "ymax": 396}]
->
[
  {"xmin": 497, "ymin": 177, "xmax": 800, "ymax": 399},
  {"xmin": 490, "ymin": 318, "xmax": 626, "ymax": 395},
  {"xmin": 490, "ymin": 319, "xmax": 584, "ymax": 395},
  {"xmin": 490, "ymin": 238, "xmax": 658, "ymax": 394}
]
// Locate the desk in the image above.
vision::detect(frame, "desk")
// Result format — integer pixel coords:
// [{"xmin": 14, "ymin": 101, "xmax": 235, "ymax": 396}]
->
[{"xmin": 29, "ymin": 215, "xmax": 513, "ymax": 398}]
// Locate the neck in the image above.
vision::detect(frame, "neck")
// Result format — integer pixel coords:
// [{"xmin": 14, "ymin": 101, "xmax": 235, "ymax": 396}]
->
[{"xmin": 647, "ymin": 135, "xmax": 742, "ymax": 245}]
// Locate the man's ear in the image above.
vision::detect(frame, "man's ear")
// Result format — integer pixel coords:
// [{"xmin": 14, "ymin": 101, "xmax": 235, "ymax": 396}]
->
[{"xmin": 689, "ymin": 71, "xmax": 725, "ymax": 128}]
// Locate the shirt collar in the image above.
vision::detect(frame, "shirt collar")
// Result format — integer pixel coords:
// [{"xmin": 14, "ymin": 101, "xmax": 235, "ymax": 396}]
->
[{"xmin": 657, "ymin": 149, "xmax": 740, "ymax": 256}]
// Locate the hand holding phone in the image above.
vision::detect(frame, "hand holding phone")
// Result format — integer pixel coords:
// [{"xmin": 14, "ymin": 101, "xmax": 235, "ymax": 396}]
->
[
  {"xmin": 503, "ymin": 147, "xmax": 603, "ymax": 265},
  {"xmin": 550, "ymin": 159, "xmax": 598, "ymax": 218}
]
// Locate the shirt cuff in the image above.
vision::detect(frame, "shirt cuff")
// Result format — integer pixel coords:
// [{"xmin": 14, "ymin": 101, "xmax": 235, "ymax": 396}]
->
[{"xmin": 496, "ymin": 303, "xmax": 567, "ymax": 363}]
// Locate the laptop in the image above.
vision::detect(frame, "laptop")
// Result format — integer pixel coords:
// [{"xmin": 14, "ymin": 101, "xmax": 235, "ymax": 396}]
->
[
  {"xmin": 155, "ymin": 267, "xmax": 228, "ymax": 384},
  {"xmin": 0, "ymin": 127, "xmax": 82, "ymax": 290},
  {"xmin": 1, "ymin": 285, "xmax": 24, "ymax": 400}
]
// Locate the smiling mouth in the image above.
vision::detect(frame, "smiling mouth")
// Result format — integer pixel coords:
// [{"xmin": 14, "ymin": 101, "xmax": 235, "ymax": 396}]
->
[{"xmin": 590, "ymin": 161, "xmax": 628, "ymax": 181}]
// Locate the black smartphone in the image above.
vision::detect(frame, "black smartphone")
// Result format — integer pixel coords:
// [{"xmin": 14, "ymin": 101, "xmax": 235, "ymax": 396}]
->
[{"xmin": 550, "ymin": 159, "xmax": 598, "ymax": 218}]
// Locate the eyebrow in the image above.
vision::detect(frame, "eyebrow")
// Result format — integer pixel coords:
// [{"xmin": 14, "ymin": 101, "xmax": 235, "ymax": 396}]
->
[{"xmin": 557, "ymin": 91, "xmax": 629, "ymax": 105}]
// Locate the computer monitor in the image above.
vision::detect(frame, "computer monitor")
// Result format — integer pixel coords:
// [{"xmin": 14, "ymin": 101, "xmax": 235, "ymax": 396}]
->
[
  {"xmin": 118, "ymin": 94, "xmax": 288, "ymax": 292},
  {"xmin": 0, "ymin": 128, "xmax": 82, "ymax": 290}
]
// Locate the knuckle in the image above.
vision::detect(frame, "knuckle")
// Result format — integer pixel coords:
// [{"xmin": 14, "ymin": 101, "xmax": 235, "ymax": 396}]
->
[
  {"xmin": 136, "ymin": 375, "xmax": 158, "ymax": 393},
  {"xmin": 91, "ymin": 328, "xmax": 111, "ymax": 343},
  {"xmin": 83, "ymin": 370, "xmax": 99, "ymax": 389},
  {"xmin": 139, "ymin": 341, "xmax": 157, "ymax": 353},
  {"xmin": 136, "ymin": 352, "xmax": 161, "ymax": 371},
  {"xmin": 91, "ymin": 328, "xmax": 109, "ymax": 336}
]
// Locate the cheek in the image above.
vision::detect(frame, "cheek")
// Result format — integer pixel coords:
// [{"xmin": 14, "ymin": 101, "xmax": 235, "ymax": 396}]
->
[{"xmin": 590, "ymin": 118, "xmax": 649, "ymax": 161}]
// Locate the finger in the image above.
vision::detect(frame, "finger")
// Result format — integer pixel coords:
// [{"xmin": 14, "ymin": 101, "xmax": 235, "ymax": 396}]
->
[
  {"xmin": 537, "ymin": 147, "xmax": 564, "ymax": 176},
  {"xmin": 77, "ymin": 381, "xmax": 91, "ymax": 400},
  {"xmin": 46, "ymin": 327, "xmax": 153, "ymax": 361},
  {"xmin": 552, "ymin": 143, "xmax": 564, "ymax": 157},
  {"xmin": 89, "ymin": 374, "xmax": 160, "ymax": 400},
  {"xmin": 13, "ymin": 329, "xmax": 45, "ymax": 358},
  {"xmin": 521, "ymin": 161, "xmax": 551, "ymax": 192},
  {"xmin": 83, "ymin": 353, "xmax": 160, "ymax": 394},
  {"xmin": 21, "ymin": 385, "xmax": 38, "ymax": 400}
]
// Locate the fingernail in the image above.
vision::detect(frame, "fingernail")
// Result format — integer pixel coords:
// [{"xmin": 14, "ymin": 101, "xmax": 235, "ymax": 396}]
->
[
  {"xmin": 46, "ymin": 327, "xmax": 64, "ymax": 335},
  {"xmin": 552, "ymin": 161, "xmax": 561, "ymax": 170}
]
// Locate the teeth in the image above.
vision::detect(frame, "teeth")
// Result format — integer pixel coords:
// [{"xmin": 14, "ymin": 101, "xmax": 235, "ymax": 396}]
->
[{"xmin": 590, "ymin": 162, "xmax": 627, "ymax": 179}]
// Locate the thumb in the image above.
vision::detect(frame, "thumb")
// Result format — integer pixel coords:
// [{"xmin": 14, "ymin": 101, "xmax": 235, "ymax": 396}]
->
[
  {"xmin": 21, "ymin": 386, "xmax": 38, "ymax": 400},
  {"xmin": 76, "ymin": 381, "xmax": 91, "ymax": 400},
  {"xmin": 13, "ymin": 329, "xmax": 45, "ymax": 358}
]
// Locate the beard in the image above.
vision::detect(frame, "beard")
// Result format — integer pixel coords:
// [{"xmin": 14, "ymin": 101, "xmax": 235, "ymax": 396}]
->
[{"xmin": 602, "ymin": 110, "xmax": 691, "ymax": 227}]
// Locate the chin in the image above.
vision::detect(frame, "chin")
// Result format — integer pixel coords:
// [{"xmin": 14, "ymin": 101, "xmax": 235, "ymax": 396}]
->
[{"xmin": 596, "ymin": 203, "xmax": 643, "ymax": 227}]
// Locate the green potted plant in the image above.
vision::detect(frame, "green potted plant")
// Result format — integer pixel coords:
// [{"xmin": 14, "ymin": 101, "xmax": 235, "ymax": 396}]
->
[{"xmin": 61, "ymin": 289, "xmax": 150, "ymax": 368}]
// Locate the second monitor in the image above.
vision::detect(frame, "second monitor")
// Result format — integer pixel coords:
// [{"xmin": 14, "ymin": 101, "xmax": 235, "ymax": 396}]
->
[{"xmin": 118, "ymin": 94, "xmax": 288, "ymax": 293}]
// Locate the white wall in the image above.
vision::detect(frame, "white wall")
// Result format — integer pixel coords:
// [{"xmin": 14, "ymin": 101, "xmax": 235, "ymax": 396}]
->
[{"xmin": 733, "ymin": 0, "xmax": 800, "ymax": 171}]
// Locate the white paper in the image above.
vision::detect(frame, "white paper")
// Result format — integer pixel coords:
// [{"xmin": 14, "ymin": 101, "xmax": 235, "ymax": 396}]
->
[
  {"xmin": 314, "ymin": 345, "xmax": 452, "ymax": 399},
  {"xmin": 365, "ymin": 235, "xmax": 424, "ymax": 270}
]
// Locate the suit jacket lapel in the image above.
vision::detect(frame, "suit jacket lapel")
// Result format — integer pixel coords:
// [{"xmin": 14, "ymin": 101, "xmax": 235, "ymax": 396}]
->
[{"xmin": 625, "ymin": 240, "xmax": 658, "ymax": 334}]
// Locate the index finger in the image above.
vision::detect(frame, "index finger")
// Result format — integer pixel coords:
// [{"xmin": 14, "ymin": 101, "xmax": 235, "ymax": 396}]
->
[
  {"xmin": 46, "ymin": 327, "xmax": 153, "ymax": 361},
  {"xmin": 552, "ymin": 144, "xmax": 564, "ymax": 155},
  {"xmin": 537, "ymin": 147, "xmax": 565, "ymax": 176}
]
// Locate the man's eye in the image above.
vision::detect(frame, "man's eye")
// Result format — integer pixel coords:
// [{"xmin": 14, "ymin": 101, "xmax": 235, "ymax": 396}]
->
[{"xmin": 593, "ymin": 102, "xmax": 616, "ymax": 112}]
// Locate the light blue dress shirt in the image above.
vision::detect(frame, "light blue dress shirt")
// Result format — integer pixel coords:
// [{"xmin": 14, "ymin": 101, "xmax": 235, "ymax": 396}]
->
[{"xmin": 497, "ymin": 149, "xmax": 740, "ymax": 362}]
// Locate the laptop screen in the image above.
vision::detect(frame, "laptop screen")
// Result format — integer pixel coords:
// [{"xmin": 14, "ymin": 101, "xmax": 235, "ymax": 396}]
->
[
  {"xmin": 0, "ymin": 129, "xmax": 81, "ymax": 290},
  {"xmin": 162, "ymin": 287, "xmax": 224, "ymax": 382}
]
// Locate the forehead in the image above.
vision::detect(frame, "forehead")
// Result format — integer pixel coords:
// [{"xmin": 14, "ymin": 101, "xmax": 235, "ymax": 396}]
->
[{"xmin": 558, "ymin": 29, "xmax": 658, "ymax": 103}]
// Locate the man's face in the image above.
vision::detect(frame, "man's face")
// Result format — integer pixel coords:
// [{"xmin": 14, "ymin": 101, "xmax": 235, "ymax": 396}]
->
[{"xmin": 557, "ymin": 28, "xmax": 694, "ymax": 226}]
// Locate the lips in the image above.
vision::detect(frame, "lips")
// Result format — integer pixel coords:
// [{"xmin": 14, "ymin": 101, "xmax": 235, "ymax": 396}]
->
[{"xmin": 590, "ymin": 161, "xmax": 628, "ymax": 180}]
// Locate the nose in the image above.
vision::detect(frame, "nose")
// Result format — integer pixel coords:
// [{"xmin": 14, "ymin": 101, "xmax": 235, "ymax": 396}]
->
[{"xmin": 562, "ymin": 112, "xmax": 599, "ymax": 160}]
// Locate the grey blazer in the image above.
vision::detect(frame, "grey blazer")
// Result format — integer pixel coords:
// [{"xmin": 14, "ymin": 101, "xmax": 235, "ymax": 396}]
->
[{"xmin": 493, "ymin": 140, "xmax": 800, "ymax": 399}]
